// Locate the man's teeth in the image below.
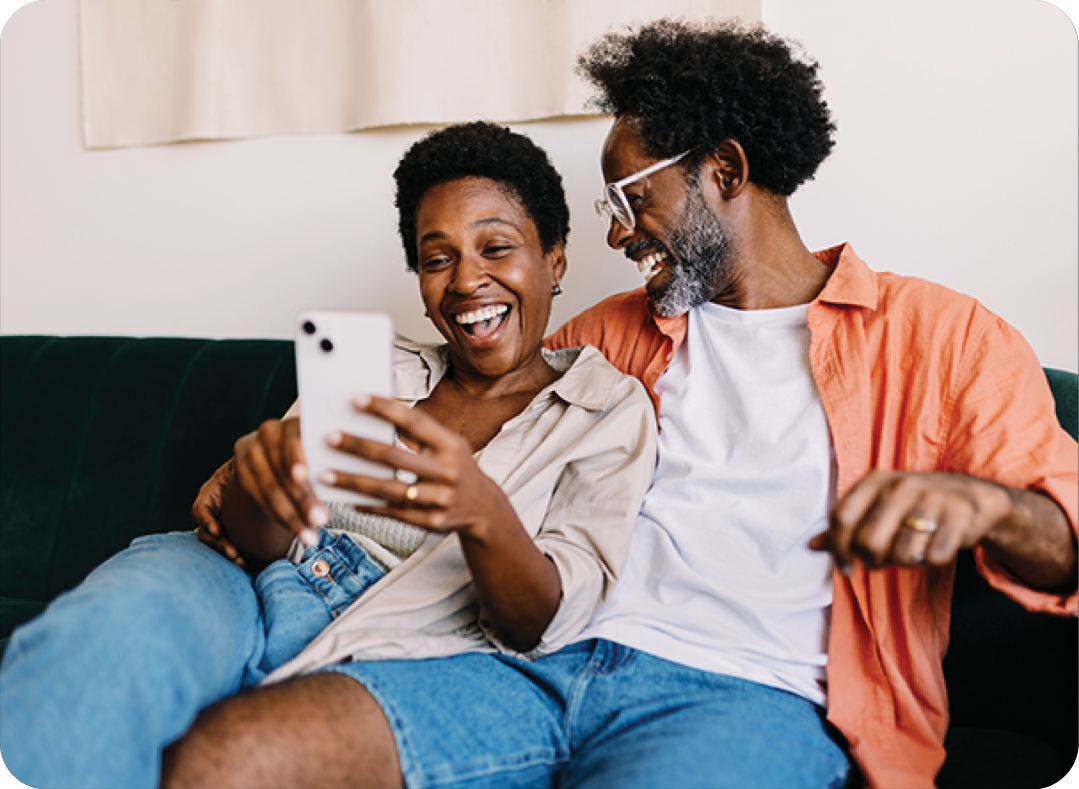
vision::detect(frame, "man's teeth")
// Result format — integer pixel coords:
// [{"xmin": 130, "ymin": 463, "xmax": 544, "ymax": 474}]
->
[
  {"xmin": 454, "ymin": 304, "xmax": 509, "ymax": 326},
  {"xmin": 637, "ymin": 250, "xmax": 669, "ymax": 275}
]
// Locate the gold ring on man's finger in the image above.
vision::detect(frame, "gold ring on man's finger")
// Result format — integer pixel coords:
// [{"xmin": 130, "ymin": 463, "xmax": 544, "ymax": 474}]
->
[
  {"xmin": 902, "ymin": 515, "xmax": 938, "ymax": 534},
  {"xmin": 404, "ymin": 484, "xmax": 420, "ymax": 503}
]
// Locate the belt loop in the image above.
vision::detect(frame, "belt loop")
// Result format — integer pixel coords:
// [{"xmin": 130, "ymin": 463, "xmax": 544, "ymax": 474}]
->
[{"xmin": 590, "ymin": 639, "xmax": 633, "ymax": 673}]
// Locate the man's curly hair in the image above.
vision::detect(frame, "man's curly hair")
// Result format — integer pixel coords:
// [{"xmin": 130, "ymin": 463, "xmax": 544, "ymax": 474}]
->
[
  {"xmin": 577, "ymin": 19, "xmax": 836, "ymax": 196},
  {"xmin": 394, "ymin": 122, "xmax": 570, "ymax": 273}
]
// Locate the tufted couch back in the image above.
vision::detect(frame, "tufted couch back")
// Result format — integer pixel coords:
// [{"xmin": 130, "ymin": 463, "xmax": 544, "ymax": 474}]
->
[{"xmin": 0, "ymin": 336, "xmax": 296, "ymax": 643}]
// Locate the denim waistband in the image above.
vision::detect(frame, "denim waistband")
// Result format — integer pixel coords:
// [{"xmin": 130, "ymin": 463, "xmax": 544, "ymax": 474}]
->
[{"xmin": 294, "ymin": 531, "xmax": 387, "ymax": 619}]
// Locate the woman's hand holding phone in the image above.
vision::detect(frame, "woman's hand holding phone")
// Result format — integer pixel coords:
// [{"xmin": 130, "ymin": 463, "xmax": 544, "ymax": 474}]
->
[
  {"xmin": 231, "ymin": 417, "xmax": 329, "ymax": 546},
  {"xmin": 321, "ymin": 395, "xmax": 511, "ymax": 539},
  {"xmin": 211, "ymin": 417, "xmax": 329, "ymax": 572}
]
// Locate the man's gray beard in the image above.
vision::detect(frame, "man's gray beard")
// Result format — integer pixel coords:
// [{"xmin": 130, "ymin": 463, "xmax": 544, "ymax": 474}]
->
[{"xmin": 650, "ymin": 180, "xmax": 734, "ymax": 319}]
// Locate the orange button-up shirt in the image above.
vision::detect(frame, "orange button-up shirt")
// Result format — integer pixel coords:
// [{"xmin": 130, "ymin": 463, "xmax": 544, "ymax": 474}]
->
[{"xmin": 546, "ymin": 243, "xmax": 1078, "ymax": 788}]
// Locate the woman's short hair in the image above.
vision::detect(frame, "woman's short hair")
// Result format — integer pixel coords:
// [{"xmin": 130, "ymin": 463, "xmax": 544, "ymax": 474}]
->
[
  {"xmin": 394, "ymin": 122, "xmax": 571, "ymax": 272},
  {"xmin": 577, "ymin": 19, "xmax": 836, "ymax": 196}
]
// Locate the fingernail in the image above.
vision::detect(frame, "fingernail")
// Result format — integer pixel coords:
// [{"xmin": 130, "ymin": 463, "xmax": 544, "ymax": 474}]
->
[
  {"xmin": 299, "ymin": 528, "xmax": 319, "ymax": 547},
  {"xmin": 326, "ymin": 432, "xmax": 343, "ymax": 447},
  {"xmin": 353, "ymin": 394, "xmax": 371, "ymax": 408},
  {"xmin": 291, "ymin": 463, "xmax": 308, "ymax": 483},
  {"xmin": 319, "ymin": 470, "xmax": 336, "ymax": 486},
  {"xmin": 309, "ymin": 505, "xmax": 329, "ymax": 527}
]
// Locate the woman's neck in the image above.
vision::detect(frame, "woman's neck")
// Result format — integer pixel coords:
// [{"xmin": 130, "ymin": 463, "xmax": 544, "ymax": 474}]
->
[
  {"xmin": 443, "ymin": 350, "xmax": 561, "ymax": 401},
  {"xmin": 411, "ymin": 349, "xmax": 563, "ymax": 454}
]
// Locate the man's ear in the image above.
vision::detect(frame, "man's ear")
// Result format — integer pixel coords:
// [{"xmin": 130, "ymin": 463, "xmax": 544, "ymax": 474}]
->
[{"xmin": 708, "ymin": 140, "xmax": 750, "ymax": 199}]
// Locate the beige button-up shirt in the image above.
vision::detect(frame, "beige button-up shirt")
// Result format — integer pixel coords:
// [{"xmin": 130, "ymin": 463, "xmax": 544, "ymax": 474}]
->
[{"xmin": 266, "ymin": 338, "xmax": 656, "ymax": 682}]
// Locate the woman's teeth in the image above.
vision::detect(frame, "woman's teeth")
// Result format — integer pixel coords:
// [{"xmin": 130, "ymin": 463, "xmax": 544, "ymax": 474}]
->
[
  {"xmin": 637, "ymin": 250, "xmax": 669, "ymax": 280},
  {"xmin": 454, "ymin": 304, "xmax": 509, "ymax": 338},
  {"xmin": 455, "ymin": 304, "xmax": 509, "ymax": 326}
]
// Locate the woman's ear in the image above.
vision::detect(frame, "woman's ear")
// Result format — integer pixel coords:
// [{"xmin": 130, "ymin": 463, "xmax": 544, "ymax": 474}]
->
[
  {"xmin": 709, "ymin": 139, "xmax": 750, "ymax": 199},
  {"xmin": 547, "ymin": 240, "xmax": 568, "ymax": 286}
]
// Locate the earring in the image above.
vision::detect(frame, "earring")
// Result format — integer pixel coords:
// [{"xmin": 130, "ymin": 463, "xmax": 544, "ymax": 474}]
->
[{"xmin": 552, "ymin": 280, "xmax": 563, "ymax": 297}]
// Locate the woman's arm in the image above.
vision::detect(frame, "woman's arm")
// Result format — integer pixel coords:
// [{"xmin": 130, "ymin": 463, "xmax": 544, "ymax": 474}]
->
[
  {"xmin": 448, "ymin": 472, "xmax": 563, "ymax": 652},
  {"xmin": 326, "ymin": 395, "xmax": 562, "ymax": 653}
]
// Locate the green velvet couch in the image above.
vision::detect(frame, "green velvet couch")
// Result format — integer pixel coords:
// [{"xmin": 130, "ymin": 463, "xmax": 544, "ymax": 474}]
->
[{"xmin": 1, "ymin": 335, "xmax": 1076, "ymax": 788}]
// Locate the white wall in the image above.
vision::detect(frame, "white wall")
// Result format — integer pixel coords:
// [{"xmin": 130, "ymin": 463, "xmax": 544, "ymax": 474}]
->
[
  {"xmin": 766, "ymin": 0, "xmax": 1078, "ymax": 372},
  {"xmin": 1, "ymin": 0, "xmax": 1076, "ymax": 372}
]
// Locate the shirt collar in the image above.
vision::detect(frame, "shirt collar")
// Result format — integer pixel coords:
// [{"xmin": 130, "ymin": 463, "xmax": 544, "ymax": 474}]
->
[
  {"xmin": 813, "ymin": 243, "xmax": 878, "ymax": 310},
  {"xmin": 393, "ymin": 335, "xmax": 448, "ymax": 401},
  {"xmin": 545, "ymin": 345, "xmax": 624, "ymax": 411},
  {"xmin": 646, "ymin": 294, "xmax": 690, "ymax": 345},
  {"xmin": 394, "ymin": 337, "xmax": 621, "ymax": 412}
]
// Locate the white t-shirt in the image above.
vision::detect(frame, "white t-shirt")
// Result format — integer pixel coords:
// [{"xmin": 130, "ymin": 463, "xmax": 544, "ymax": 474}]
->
[{"xmin": 578, "ymin": 301, "xmax": 835, "ymax": 705}]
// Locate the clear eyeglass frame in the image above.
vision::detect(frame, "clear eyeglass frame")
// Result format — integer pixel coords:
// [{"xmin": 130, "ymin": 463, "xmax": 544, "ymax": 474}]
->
[{"xmin": 594, "ymin": 149, "xmax": 693, "ymax": 232}]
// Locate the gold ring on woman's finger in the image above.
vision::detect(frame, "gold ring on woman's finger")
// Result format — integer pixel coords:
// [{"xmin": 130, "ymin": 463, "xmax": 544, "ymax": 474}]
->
[
  {"xmin": 404, "ymin": 484, "xmax": 420, "ymax": 503},
  {"xmin": 902, "ymin": 515, "xmax": 938, "ymax": 534}
]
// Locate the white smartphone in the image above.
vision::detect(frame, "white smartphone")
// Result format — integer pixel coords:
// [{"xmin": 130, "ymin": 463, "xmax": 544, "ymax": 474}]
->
[{"xmin": 295, "ymin": 310, "xmax": 395, "ymax": 506}]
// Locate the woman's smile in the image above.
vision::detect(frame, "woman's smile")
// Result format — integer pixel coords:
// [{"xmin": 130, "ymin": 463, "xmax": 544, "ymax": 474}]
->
[{"xmin": 453, "ymin": 303, "xmax": 511, "ymax": 345}]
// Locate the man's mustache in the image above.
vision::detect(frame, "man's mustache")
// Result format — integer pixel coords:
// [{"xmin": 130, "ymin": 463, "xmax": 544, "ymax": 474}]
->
[{"xmin": 625, "ymin": 238, "xmax": 667, "ymax": 260}]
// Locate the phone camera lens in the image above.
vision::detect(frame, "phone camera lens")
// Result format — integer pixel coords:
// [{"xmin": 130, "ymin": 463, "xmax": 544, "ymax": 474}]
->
[
  {"xmin": 302, "ymin": 320, "xmax": 317, "ymax": 335},
  {"xmin": 320, "ymin": 338, "xmax": 334, "ymax": 353}
]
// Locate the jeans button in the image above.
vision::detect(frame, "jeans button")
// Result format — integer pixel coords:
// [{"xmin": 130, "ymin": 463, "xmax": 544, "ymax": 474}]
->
[{"xmin": 312, "ymin": 559, "xmax": 331, "ymax": 578}]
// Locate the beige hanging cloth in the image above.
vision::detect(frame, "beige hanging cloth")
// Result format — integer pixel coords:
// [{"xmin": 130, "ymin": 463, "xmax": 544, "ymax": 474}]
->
[{"xmin": 78, "ymin": 0, "xmax": 761, "ymax": 149}]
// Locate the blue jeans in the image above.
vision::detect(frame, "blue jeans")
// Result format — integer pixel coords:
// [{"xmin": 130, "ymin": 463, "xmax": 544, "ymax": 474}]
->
[
  {"xmin": 0, "ymin": 530, "xmax": 384, "ymax": 789},
  {"xmin": 330, "ymin": 639, "xmax": 851, "ymax": 789}
]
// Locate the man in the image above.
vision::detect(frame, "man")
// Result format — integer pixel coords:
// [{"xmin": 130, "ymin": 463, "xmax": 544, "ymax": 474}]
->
[{"xmin": 165, "ymin": 19, "xmax": 1077, "ymax": 789}]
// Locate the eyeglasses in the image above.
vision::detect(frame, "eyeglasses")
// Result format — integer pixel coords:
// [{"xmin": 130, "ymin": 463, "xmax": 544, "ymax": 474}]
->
[{"xmin": 594, "ymin": 149, "xmax": 693, "ymax": 232}]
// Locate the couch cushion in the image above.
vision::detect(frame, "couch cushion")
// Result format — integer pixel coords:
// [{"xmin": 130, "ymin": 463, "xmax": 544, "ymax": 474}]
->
[
  {"xmin": 1045, "ymin": 367, "xmax": 1078, "ymax": 439},
  {"xmin": 936, "ymin": 727, "xmax": 1065, "ymax": 789},
  {"xmin": 0, "ymin": 336, "xmax": 296, "ymax": 640}
]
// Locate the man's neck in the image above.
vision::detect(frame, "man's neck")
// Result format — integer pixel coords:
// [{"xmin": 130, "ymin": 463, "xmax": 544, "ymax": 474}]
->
[{"xmin": 714, "ymin": 191, "xmax": 830, "ymax": 311}]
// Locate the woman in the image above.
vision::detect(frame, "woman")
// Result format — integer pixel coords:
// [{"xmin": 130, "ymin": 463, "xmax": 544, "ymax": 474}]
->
[
  {"xmin": 208, "ymin": 120, "xmax": 657, "ymax": 673},
  {"xmin": 0, "ymin": 122, "xmax": 656, "ymax": 789}
]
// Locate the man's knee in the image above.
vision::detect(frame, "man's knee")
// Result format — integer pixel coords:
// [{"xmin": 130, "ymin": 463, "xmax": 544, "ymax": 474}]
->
[{"xmin": 161, "ymin": 672, "xmax": 403, "ymax": 789}]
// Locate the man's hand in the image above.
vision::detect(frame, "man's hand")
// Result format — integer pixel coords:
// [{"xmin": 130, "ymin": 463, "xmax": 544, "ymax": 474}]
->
[
  {"xmin": 193, "ymin": 459, "xmax": 244, "ymax": 567},
  {"xmin": 809, "ymin": 470, "xmax": 1077, "ymax": 592}
]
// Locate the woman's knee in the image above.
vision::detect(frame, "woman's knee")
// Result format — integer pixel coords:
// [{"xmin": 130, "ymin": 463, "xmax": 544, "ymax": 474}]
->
[{"xmin": 6, "ymin": 531, "xmax": 263, "ymax": 688}]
